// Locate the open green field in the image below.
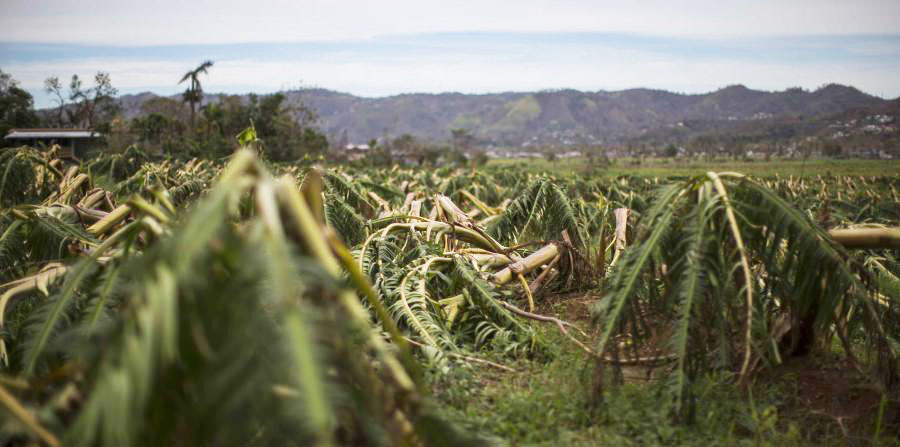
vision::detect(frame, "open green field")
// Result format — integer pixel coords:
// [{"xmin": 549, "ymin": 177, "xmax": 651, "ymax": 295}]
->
[{"xmin": 489, "ymin": 157, "xmax": 900, "ymax": 178}]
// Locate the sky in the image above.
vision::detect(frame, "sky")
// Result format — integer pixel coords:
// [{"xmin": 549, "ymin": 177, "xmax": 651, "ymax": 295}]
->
[{"xmin": 2, "ymin": 0, "xmax": 899, "ymax": 108}]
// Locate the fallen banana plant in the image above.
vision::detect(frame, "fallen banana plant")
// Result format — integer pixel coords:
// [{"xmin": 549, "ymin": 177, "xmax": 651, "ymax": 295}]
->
[
  {"xmin": 323, "ymin": 171, "xmax": 610, "ymax": 363},
  {"xmin": 356, "ymin": 209, "xmax": 586, "ymax": 360},
  {"xmin": 1, "ymin": 143, "xmax": 897, "ymax": 443},
  {"xmin": 592, "ymin": 172, "xmax": 900, "ymax": 419},
  {"xmin": 0, "ymin": 149, "xmax": 482, "ymax": 447}
]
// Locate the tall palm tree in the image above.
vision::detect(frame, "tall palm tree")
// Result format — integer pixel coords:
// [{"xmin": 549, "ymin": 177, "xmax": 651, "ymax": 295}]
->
[{"xmin": 179, "ymin": 60, "xmax": 214, "ymax": 127}]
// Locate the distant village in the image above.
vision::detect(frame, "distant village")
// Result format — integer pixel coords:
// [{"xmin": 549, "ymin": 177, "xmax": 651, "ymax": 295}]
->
[{"xmin": 336, "ymin": 111, "xmax": 897, "ymax": 164}]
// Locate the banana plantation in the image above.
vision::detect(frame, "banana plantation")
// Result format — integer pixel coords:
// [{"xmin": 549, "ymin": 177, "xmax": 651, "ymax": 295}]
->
[{"xmin": 0, "ymin": 144, "xmax": 898, "ymax": 446}]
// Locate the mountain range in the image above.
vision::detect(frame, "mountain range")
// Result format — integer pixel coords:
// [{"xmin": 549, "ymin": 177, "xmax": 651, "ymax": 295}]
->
[{"xmin": 115, "ymin": 84, "xmax": 897, "ymax": 147}]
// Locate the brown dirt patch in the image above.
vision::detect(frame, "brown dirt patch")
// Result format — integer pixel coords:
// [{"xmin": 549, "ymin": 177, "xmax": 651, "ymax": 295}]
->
[
  {"xmin": 535, "ymin": 291, "xmax": 598, "ymax": 324},
  {"xmin": 767, "ymin": 357, "xmax": 899, "ymax": 442}
]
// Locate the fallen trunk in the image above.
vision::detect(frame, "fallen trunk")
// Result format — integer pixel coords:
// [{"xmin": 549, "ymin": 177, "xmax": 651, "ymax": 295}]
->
[{"xmin": 492, "ymin": 243, "xmax": 560, "ymax": 285}]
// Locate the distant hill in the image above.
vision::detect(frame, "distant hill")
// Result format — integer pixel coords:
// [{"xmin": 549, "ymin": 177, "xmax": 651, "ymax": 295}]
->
[{"xmin": 112, "ymin": 84, "xmax": 893, "ymax": 147}]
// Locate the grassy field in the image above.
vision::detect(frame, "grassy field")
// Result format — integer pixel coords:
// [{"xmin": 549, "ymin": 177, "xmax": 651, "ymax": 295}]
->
[
  {"xmin": 428, "ymin": 298, "xmax": 896, "ymax": 447},
  {"xmin": 487, "ymin": 157, "xmax": 900, "ymax": 178}
]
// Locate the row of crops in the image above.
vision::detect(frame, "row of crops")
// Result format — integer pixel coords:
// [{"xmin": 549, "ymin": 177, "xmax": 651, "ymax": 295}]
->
[{"xmin": 1, "ymin": 145, "xmax": 898, "ymax": 446}]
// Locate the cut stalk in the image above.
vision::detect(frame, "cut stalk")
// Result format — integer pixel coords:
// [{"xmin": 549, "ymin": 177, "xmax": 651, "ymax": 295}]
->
[
  {"xmin": 609, "ymin": 207, "xmax": 630, "ymax": 267},
  {"xmin": 828, "ymin": 227, "xmax": 900, "ymax": 249},
  {"xmin": 492, "ymin": 243, "xmax": 559, "ymax": 285},
  {"xmin": 87, "ymin": 204, "xmax": 131, "ymax": 235}
]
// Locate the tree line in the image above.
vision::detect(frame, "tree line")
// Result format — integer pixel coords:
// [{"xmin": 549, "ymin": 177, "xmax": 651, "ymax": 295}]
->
[{"xmin": 0, "ymin": 63, "xmax": 329, "ymax": 161}]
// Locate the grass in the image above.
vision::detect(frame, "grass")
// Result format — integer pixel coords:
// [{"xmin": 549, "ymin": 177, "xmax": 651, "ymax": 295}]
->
[
  {"xmin": 486, "ymin": 157, "xmax": 900, "ymax": 178},
  {"xmin": 425, "ymin": 300, "xmax": 899, "ymax": 447}
]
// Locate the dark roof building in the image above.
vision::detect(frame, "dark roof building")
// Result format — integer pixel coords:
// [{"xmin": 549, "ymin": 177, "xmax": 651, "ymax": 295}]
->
[{"xmin": 4, "ymin": 128, "xmax": 102, "ymax": 159}]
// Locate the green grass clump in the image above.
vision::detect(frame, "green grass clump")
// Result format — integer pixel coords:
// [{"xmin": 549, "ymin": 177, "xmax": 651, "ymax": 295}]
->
[{"xmin": 427, "ymin": 328, "xmax": 891, "ymax": 447}]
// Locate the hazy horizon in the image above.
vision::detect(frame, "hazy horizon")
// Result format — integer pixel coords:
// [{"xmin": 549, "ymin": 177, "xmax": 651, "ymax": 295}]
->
[
  {"xmin": 2, "ymin": 0, "xmax": 899, "ymax": 108},
  {"xmin": 95, "ymin": 78, "xmax": 898, "ymax": 102}
]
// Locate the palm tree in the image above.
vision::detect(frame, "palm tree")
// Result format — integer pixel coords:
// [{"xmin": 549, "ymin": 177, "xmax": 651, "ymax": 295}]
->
[{"xmin": 179, "ymin": 60, "xmax": 214, "ymax": 127}]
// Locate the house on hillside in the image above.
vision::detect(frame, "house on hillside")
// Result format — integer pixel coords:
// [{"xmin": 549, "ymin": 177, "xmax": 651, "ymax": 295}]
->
[{"xmin": 3, "ymin": 128, "xmax": 103, "ymax": 159}]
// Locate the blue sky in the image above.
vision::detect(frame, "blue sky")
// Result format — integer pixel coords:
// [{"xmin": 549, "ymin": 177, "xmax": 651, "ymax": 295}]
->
[{"xmin": 2, "ymin": 0, "xmax": 899, "ymax": 108}]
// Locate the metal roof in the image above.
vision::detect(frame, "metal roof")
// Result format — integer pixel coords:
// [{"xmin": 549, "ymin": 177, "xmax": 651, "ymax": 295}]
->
[{"xmin": 4, "ymin": 128, "xmax": 100, "ymax": 139}]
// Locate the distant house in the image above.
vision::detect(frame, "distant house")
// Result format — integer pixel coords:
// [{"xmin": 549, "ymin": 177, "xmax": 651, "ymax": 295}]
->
[
  {"xmin": 343, "ymin": 143, "xmax": 370, "ymax": 161},
  {"xmin": 3, "ymin": 128, "xmax": 103, "ymax": 159}
]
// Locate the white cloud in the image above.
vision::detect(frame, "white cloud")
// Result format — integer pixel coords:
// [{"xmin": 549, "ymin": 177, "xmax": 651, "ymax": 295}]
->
[{"xmin": 2, "ymin": 0, "xmax": 899, "ymax": 46}]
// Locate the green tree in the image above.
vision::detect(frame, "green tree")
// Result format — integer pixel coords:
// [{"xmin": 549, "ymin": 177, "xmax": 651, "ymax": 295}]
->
[
  {"xmin": 471, "ymin": 150, "xmax": 490, "ymax": 166},
  {"xmin": 130, "ymin": 113, "xmax": 187, "ymax": 154},
  {"xmin": 179, "ymin": 60, "xmax": 214, "ymax": 127},
  {"xmin": 421, "ymin": 145, "xmax": 445, "ymax": 166},
  {"xmin": 365, "ymin": 138, "xmax": 394, "ymax": 166},
  {"xmin": 125, "ymin": 97, "xmax": 190, "ymax": 155},
  {"xmin": 252, "ymin": 93, "xmax": 328, "ymax": 160},
  {"xmin": 664, "ymin": 144, "xmax": 678, "ymax": 157},
  {"xmin": 195, "ymin": 93, "xmax": 328, "ymax": 160},
  {"xmin": 451, "ymin": 128, "xmax": 475, "ymax": 151},
  {"xmin": 822, "ymin": 141, "xmax": 843, "ymax": 158},
  {"xmin": 0, "ymin": 70, "xmax": 40, "ymax": 145},
  {"xmin": 67, "ymin": 72, "xmax": 119, "ymax": 131},
  {"xmin": 390, "ymin": 133, "xmax": 424, "ymax": 164}
]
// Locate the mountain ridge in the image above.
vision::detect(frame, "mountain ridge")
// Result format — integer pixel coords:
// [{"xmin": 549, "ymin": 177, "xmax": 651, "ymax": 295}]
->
[{"xmin": 107, "ymin": 83, "xmax": 896, "ymax": 146}]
